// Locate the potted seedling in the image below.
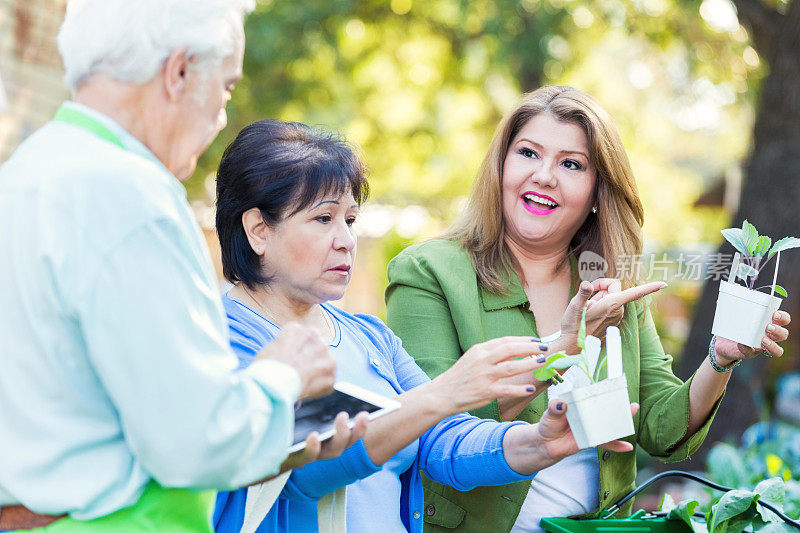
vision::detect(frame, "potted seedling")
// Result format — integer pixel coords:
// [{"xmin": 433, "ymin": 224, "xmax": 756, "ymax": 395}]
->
[
  {"xmin": 712, "ymin": 220, "xmax": 800, "ymax": 348},
  {"xmin": 533, "ymin": 310, "xmax": 634, "ymax": 449}
]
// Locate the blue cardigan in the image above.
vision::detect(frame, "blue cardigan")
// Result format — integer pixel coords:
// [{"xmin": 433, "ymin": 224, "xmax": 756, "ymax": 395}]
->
[{"xmin": 213, "ymin": 297, "xmax": 533, "ymax": 533}]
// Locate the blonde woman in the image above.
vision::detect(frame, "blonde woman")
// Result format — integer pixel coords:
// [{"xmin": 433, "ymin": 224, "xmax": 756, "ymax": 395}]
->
[{"xmin": 385, "ymin": 86, "xmax": 791, "ymax": 532}]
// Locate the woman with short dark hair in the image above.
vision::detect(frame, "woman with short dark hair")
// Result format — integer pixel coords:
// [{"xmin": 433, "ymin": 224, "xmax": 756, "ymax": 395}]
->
[{"xmin": 212, "ymin": 119, "xmax": 635, "ymax": 533}]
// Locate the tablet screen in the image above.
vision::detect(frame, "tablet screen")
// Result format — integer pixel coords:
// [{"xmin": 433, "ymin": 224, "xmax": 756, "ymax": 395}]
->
[{"xmin": 292, "ymin": 389, "xmax": 385, "ymax": 448}]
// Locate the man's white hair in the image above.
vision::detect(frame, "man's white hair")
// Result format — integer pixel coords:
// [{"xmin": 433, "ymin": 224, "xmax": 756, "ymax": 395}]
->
[{"xmin": 57, "ymin": 0, "xmax": 255, "ymax": 92}]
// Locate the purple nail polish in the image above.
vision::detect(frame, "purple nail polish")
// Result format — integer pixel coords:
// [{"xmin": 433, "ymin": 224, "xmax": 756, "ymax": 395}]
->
[
  {"xmin": 526, "ymin": 386, "xmax": 535, "ymax": 393},
  {"xmin": 556, "ymin": 402, "xmax": 564, "ymax": 411},
  {"xmin": 530, "ymin": 337, "xmax": 540, "ymax": 342},
  {"xmin": 539, "ymin": 344, "xmax": 548, "ymax": 351},
  {"xmin": 536, "ymin": 357, "xmax": 547, "ymax": 363}
]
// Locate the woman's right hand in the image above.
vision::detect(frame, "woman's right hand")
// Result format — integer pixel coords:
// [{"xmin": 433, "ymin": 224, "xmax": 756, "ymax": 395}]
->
[
  {"xmin": 555, "ymin": 279, "xmax": 667, "ymax": 353},
  {"xmin": 430, "ymin": 337, "xmax": 549, "ymax": 415},
  {"xmin": 255, "ymin": 322, "xmax": 337, "ymax": 400}
]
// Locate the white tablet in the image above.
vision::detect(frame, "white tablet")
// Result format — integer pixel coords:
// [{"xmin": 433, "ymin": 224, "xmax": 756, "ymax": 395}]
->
[{"xmin": 288, "ymin": 381, "xmax": 401, "ymax": 453}]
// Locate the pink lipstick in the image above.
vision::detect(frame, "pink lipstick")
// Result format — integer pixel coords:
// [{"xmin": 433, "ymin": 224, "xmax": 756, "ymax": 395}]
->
[{"xmin": 521, "ymin": 191, "xmax": 559, "ymax": 216}]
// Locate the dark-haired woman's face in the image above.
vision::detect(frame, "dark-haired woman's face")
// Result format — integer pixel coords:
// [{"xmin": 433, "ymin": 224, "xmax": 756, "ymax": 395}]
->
[{"xmin": 261, "ymin": 191, "xmax": 358, "ymax": 304}]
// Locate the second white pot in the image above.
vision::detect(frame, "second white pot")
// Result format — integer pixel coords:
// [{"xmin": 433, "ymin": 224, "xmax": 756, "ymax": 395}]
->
[
  {"xmin": 559, "ymin": 374, "xmax": 634, "ymax": 449},
  {"xmin": 712, "ymin": 280, "xmax": 782, "ymax": 348}
]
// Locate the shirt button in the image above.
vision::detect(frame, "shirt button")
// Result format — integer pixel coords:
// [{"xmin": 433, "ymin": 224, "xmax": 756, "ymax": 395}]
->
[
  {"xmin": 426, "ymin": 504, "xmax": 436, "ymax": 516},
  {"xmin": 413, "ymin": 511, "xmax": 421, "ymax": 519},
  {"xmin": 603, "ymin": 491, "xmax": 610, "ymax": 500},
  {"xmin": 603, "ymin": 451, "xmax": 611, "ymax": 461}
]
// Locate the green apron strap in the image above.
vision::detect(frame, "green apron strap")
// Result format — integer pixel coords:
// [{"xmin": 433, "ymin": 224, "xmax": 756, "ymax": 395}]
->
[{"xmin": 53, "ymin": 105, "xmax": 125, "ymax": 149}]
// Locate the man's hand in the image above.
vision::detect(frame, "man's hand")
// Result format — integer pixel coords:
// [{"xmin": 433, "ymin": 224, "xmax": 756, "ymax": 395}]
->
[
  {"xmin": 255, "ymin": 322, "xmax": 336, "ymax": 399},
  {"xmin": 278, "ymin": 411, "xmax": 369, "ymax": 472}
]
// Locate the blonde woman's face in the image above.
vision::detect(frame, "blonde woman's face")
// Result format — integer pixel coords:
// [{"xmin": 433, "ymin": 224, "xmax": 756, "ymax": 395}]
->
[{"xmin": 501, "ymin": 113, "xmax": 596, "ymax": 251}]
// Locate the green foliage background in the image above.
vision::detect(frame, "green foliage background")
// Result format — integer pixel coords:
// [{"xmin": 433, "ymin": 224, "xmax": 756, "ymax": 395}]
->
[{"xmin": 190, "ymin": 0, "xmax": 767, "ymax": 317}]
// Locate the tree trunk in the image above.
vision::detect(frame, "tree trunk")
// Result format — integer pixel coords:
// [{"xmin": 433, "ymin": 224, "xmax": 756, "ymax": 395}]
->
[{"xmin": 674, "ymin": 0, "xmax": 800, "ymax": 461}]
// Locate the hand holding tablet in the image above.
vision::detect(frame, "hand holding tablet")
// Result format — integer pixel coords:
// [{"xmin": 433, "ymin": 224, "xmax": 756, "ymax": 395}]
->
[{"xmin": 288, "ymin": 382, "xmax": 400, "ymax": 453}]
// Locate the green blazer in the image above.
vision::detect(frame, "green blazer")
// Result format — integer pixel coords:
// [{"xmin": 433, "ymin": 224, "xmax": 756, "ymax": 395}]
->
[{"xmin": 385, "ymin": 239, "xmax": 720, "ymax": 533}]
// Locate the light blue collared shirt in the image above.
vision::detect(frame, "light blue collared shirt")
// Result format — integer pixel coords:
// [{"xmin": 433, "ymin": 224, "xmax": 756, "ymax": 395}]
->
[{"xmin": 0, "ymin": 102, "xmax": 300, "ymax": 520}]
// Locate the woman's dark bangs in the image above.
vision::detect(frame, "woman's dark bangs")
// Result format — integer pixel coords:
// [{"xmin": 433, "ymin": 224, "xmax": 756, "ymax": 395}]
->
[{"xmin": 285, "ymin": 149, "xmax": 367, "ymax": 216}]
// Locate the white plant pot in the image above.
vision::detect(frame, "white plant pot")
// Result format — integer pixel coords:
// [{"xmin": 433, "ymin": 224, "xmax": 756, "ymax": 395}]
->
[
  {"xmin": 559, "ymin": 374, "xmax": 634, "ymax": 450},
  {"xmin": 712, "ymin": 280, "xmax": 782, "ymax": 349}
]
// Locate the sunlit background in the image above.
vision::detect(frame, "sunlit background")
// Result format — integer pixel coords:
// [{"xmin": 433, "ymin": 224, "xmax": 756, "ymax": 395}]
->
[{"xmin": 3, "ymin": 0, "xmax": 800, "ymax": 496}]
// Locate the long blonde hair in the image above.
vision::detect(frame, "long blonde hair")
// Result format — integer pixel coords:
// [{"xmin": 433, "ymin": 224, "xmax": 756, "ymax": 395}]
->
[{"xmin": 445, "ymin": 86, "xmax": 644, "ymax": 294}]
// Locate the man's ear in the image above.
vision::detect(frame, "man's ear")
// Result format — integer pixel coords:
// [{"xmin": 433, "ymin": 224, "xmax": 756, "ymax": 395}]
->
[{"xmin": 162, "ymin": 49, "xmax": 190, "ymax": 102}]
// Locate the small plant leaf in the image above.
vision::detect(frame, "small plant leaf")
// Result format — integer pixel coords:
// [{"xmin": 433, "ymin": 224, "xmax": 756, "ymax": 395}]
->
[
  {"xmin": 706, "ymin": 443, "xmax": 749, "ymax": 491},
  {"xmin": 768, "ymin": 237, "xmax": 800, "ymax": 260},
  {"xmin": 756, "ymin": 236, "xmax": 772, "ymax": 257},
  {"xmin": 742, "ymin": 220, "xmax": 759, "ymax": 256},
  {"xmin": 737, "ymin": 263, "xmax": 759, "ymax": 280},
  {"xmin": 721, "ymin": 228, "xmax": 749, "ymax": 256},
  {"xmin": 707, "ymin": 489, "xmax": 760, "ymax": 533},
  {"xmin": 771, "ymin": 285, "xmax": 788, "ymax": 297},
  {"xmin": 532, "ymin": 352, "xmax": 571, "ymax": 381},
  {"xmin": 547, "ymin": 354, "xmax": 584, "ymax": 369},
  {"xmin": 660, "ymin": 493, "xmax": 677, "ymax": 513},
  {"xmin": 756, "ymin": 523, "xmax": 795, "ymax": 533},
  {"xmin": 577, "ymin": 307, "xmax": 586, "ymax": 350},
  {"xmin": 754, "ymin": 478, "xmax": 785, "ymax": 524},
  {"xmin": 593, "ymin": 355, "xmax": 608, "ymax": 382},
  {"xmin": 667, "ymin": 498, "xmax": 701, "ymax": 532}
]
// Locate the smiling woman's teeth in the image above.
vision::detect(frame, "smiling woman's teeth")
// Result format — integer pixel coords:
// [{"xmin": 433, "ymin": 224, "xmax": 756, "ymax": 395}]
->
[{"xmin": 523, "ymin": 194, "xmax": 557, "ymax": 208}]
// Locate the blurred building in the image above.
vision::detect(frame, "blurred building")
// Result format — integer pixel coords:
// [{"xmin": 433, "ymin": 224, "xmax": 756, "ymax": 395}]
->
[{"xmin": 0, "ymin": 0, "xmax": 69, "ymax": 163}]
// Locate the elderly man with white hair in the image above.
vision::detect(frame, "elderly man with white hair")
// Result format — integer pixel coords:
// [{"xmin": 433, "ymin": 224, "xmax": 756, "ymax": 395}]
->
[{"xmin": 0, "ymin": 1, "xmax": 365, "ymax": 531}]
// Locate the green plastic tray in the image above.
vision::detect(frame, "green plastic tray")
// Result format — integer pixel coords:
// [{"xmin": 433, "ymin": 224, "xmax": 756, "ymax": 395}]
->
[{"xmin": 540, "ymin": 510, "xmax": 693, "ymax": 532}]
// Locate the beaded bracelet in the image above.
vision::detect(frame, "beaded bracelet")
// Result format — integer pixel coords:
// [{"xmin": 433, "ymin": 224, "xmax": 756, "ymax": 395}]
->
[{"xmin": 708, "ymin": 335, "xmax": 741, "ymax": 373}]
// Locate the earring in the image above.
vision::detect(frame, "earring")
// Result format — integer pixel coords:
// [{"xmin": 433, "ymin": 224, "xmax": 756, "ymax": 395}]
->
[
  {"xmin": 254, "ymin": 247, "xmax": 261, "ymax": 254},
  {"xmin": 591, "ymin": 206, "xmax": 598, "ymax": 214}
]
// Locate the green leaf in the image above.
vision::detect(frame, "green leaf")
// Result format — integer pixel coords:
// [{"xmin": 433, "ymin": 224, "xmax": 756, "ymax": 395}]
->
[
  {"xmin": 660, "ymin": 493, "xmax": 677, "ymax": 513},
  {"xmin": 737, "ymin": 263, "xmax": 759, "ymax": 280},
  {"xmin": 707, "ymin": 489, "xmax": 760, "ymax": 533},
  {"xmin": 663, "ymin": 496, "xmax": 701, "ymax": 532},
  {"xmin": 769, "ymin": 285, "xmax": 788, "ymax": 297},
  {"xmin": 593, "ymin": 355, "xmax": 608, "ymax": 382},
  {"xmin": 721, "ymin": 228, "xmax": 749, "ymax": 256},
  {"xmin": 532, "ymin": 366, "xmax": 556, "ymax": 381},
  {"xmin": 742, "ymin": 220, "xmax": 760, "ymax": 256},
  {"xmin": 756, "ymin": 523, "xmax": 795, "ymax": 533},
  {"xmin": 532, "ymin": 352, "xmax": 571, "ymax": 381},
  {"xmin": 547, "ymin": 354, "xmax": 584, "ymax": 369},
  {"xmin": 577, "ymin": 307, "xmax": 586, "ymax": 350},
  {"xmin": 768, "ymin": 237, "xmax": 800, "ymax": 260},
  {"xmin": 706, "ymin": 443, "xmax": 749, "ymax": 489},
  {"xmin": 754, "ymin": 478, "xmax": 785, "ymax": 524},
  {"xmin": 756, "ymin": 236, "xmax": 772, "ymax": 257}
]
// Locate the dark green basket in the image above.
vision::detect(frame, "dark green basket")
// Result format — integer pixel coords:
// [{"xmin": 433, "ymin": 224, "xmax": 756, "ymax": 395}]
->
[{"xmin": 540, "ymin": 510, "xmax": 693, "ymax": 532}]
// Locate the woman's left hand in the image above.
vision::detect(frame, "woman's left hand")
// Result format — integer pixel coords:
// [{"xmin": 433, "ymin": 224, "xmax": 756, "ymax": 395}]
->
[
  {"xmin": 715, "ymin": 310, "xmax": 791, "ymax": 363},
  {"xmin": 502, "ymin": 400, "xmax": 638, "ymax": 475}
]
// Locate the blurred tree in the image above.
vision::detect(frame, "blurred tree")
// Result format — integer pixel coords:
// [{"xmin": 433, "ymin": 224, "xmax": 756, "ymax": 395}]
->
[
  {"xmin": 193, "ymin": 0, "xmax": 755, "ymax": 218},
  {"xmin": 191, "ymin": 0, "xmax": 794, "ymax": 446}
]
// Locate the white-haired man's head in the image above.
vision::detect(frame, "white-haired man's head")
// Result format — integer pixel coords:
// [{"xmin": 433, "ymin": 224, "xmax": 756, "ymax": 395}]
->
[
  {"xmin": 57, "ymin": 0, "xmax": 254, "ymax": 92},
  {"xmin": 56, "ymin": 0, "xmax": 255, "ymax": 181}
]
